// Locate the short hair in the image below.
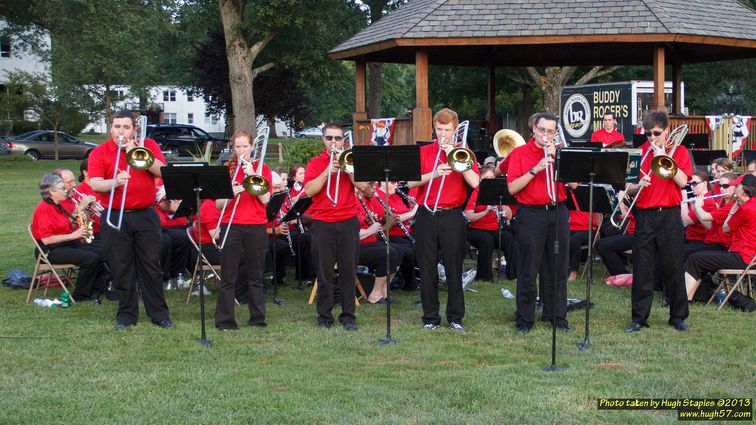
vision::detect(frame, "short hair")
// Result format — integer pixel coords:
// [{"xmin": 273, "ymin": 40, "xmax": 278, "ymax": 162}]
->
[
  {"xmin": 480, "ymin": 165, "xmax": 496, "ymax": 176},
  {"xmin": 531, "ymin": 112, "xmax": 558, "ymax": 129},
  {"xmin": 642, "ymin": 110, "xmax": 669, "ymax": 130},
  {"xmin": 692, "ymin": 170, "xmax": 710, "ymax": 191},
  {"xmin": 110, "ymin": 110, "xmax": 135, "ymax": 126},
  {"xmin": 713, "ymin": 157, "xmax": 734, "ymax": 171},
  {"xmin": 52, "ymin": 168, "xmax": 72, "ymax": 179},
  {"xmin": 603, "ymin": 112, "xmax": 616, "ymax": 120},
  {"xmin": 39, "ymin": 174, "xmax": 63, "ymax": 200},
  {"xmin": 321, "ymin": 123, "xmax": 343, "ymax": 135},
  {"xmin": 79, "ymin": 158, "xmax": 89, "ymax": 182},
  {"xmin": 741, "ymin": 174, "xmax": 756, "ymax": 197},
  {"xmin": 433, "ymin": 108, "xmax": 459, "ymax": 130}
]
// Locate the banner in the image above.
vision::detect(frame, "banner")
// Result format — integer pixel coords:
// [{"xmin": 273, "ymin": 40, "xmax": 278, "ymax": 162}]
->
[
  {"xmin": 732, "ymin": 115, "xmax": 750, "ymax": 159},
  {"xmin": 370, "ymin": 118, "xmax": 395, "ymax": 146},
  {"xmin": 705, "ymin": 115, "xmax": 722, "ymax": 133}
]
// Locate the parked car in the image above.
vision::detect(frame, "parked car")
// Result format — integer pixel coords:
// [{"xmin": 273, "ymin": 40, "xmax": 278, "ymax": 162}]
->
[
  {"xmin": 146, "ymin": 124, "xmax": 228, "ymax": 158},
  {"xmin": 8, "ymin": 130, "xmax": 98, "ymax": 160},
  {"xmin": 0, "ymin": 140, "xmax": 11, "ymax": 156},
  {"xmin": 294, "ymin": 127, "xmax": 323, "ymax": 138}
]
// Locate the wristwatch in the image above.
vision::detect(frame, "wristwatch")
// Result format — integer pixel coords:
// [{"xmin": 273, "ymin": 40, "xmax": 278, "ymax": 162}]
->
[{"xmin": 528, "ymin": 168, "xmax": 537, "ymax": 176}]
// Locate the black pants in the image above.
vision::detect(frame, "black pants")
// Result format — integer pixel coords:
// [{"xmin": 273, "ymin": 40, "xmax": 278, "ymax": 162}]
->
[
  {"xmin": 684, "ymin": 240, "xmax": 726, "ymax": 261},
  {"xmin": 515, "ymin": 204, "xmax": 569, "ymax": 328},
  {"xmin": 216, "ymin": 224, "xmax": 268, "ymax": 329},
  {"xmin": 291, "ymin": 231, "xmax": 314, "ymax": 281},
  {"xmin": 390, "ymin": 236, "xmax": 418, "ymax": 290},
  {"xmin": 595, "ymin": 234, "xmax": 632, "ymax": 276},
  {"xmin": 569, "ymin": 230, "xmax": 590, "ymax": 272},
  {"xmin": 162, "ymin": 227, "xmax": 194, "ymax": 279},
  {"xmin": 267, "ymin": 236, "xmax": 290, "ymax": 283},
  {"xmin": 101, "ymin": 209, "xmax": 170, "ymax": 325},
  {"xmin": 632, "ymin": 207, "xmax": 688, "ymax": 325},
  {"xmin": 311, "ymin": 218, "xmax": 360, "ymax": 325},
  {"xmin": 43, "ymin": 240, "xmax": 108, "ymax": 300},
  {"xmin": 415, "ymin": 207, "xmax": 467, "ymax": 326},
  {"xmin": 466, "ymin": 228, "xmax": 514, "ymax": 281},
  {"xmin": 685, "ymin": 251, "xmax": 746, "ymax": 281},
  {"xmin": 359, "ymin": 241, "xmax": 399, "ymax": 277},
  {"xmin": 200, "ymin": 244, "xmax": 249, "ymax": 302}
]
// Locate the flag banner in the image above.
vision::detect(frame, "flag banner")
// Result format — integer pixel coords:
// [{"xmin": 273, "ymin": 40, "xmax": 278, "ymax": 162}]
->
[{"xmin": 370, "ymin": 118, "xmax": 396, "ymax": 146}]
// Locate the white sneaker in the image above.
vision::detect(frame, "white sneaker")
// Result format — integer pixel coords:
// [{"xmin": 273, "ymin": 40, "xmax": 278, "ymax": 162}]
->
[
  {"xmin": 462, "ymin": 268, "xmax": 477, "ymax": 291},
  {"xmin": 437, "ymin": 263, "xmax": 447, "ymax": 284},
  {"xmin": 191, "ymin": 286, "xmax": 212, "ymax": 296}
]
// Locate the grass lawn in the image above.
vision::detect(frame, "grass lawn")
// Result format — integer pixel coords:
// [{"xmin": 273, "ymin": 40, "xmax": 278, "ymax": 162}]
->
[{"xmin": 0, "ymin": 159, "xmax": 753, "ymax": 424}]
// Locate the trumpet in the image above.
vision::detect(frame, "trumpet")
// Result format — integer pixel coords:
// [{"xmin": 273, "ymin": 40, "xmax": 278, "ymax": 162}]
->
[
  {"xmin": 105, "ymin": 115, "xmax": 153, "ymax": 230},
  {"xmin": 326, "ymin": 131, "xmax": 353, "ymax": 205},
  {"xmin": 356, "ymin": 191, "xmax": 387, "ymax": 243},
  {"xmin": 424, "ymin": 120, "xmax": 474, "ymax": 213},
  {"xmin": 71, "ymin": 188, "xmax": 103, "ymax": 217},
  {"xmin": 374, "ymin": 193, "xmax": 415, "ymax": 244},
  {"xmin": 214, "ymin": 126, "xmax": 271, "ymax": 250}
]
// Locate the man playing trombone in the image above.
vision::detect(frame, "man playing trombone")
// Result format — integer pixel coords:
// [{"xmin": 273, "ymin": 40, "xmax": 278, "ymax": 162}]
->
[
  {"xmin": 88, "ymin": 110, "xmax": 173, "ymax": 330},
  {"xmin": 625, "ymin": 110, "xmax": 692, "ymax": 333}
]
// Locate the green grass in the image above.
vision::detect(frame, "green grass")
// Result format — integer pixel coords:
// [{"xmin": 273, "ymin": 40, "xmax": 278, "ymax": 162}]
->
[{"xmin": 0, "ymin": 160, "xmax": 753, "ymax": 424}]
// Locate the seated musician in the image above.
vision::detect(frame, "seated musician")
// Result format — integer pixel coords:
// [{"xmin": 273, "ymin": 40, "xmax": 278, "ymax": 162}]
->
[
  {"xmin": 464, "ymin": 165, "xmax": 515, "ymax": 282},
  {"xmin": 74, "ymin": 159, "xmax": 102, "ymax": 238},
  {"xmin": 267, "ymin": 171, "xmax": 293, "ymax": 288},
  {"xmin": 355, "ymin": 185, "xmax": 399, "ymax": 304},
  {"xmin": 747, "ymin": 160, "xmax": 756, "ymax": 176},
  {"xmin": 279, "ymin": 165, "xmax": 314, "ymax": 284},
  {"xmin": 289, "ymin": 163, "xmax": 306, "ymax": 200},
  {"xmin": 682, "ymin": 170, "xmax": 718, "ymax": 259},
  {"xmin": 375, "ymin": 180, "xmax": 418, "ymax": 290},
  {"xmin": 493, "ymin": 153, "xmax": 518, "ymax": 280},
  {"xmin": 155, "ymin": 194, "xmax": 196, "ymax": 289},
  {"xmin": 692, "ymin": 172, "xmax": 738, "ymax": 254},
  {"xmin": 710, "ymin": 157, "xmax": 733, "ymax": 195},
  {"xmin": 566, "ymin": 188, "xmax": 601, "ymax": 281},
  {"xmin": 685, "ymin": 174, "xmax": 756, "ymax": 300},
  {"xmin": 31, "ymin": 174, "xmax": 109, "ymax": 302},
  {"xmin": 52, "ymin": 168, "xmax": 78, "ymax": 213},
  {"xmin": 590, "ymin": 112, "xmax": 625, "ymax": 148},
  {"xmin": 595, "ymin": 193, "xmax": 635, "ymax": 277}
]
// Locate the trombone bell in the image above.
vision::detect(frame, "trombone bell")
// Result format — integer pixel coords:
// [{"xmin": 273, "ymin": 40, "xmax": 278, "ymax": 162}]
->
[
  {"xmin": 243, "ymin": 175, "xmax": 270, "ymax": 196},
  {"xmin": 126, "ymin": 147, "xmax": 155, "ymax": 170},
  {"xmin": 339, "ymin": 148, "xmax": 354, "ymax": 174},
  {"xmin": 650, "ymin": 155, "xmax": 678, "ymax": 179},
  {"xmin": 448, "ymin": 147, "xmax": 474, "ymax": 172}
]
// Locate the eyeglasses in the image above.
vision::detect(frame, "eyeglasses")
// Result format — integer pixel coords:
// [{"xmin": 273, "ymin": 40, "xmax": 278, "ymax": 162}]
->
[
  {"xmin": 324, "ymin": 135, "xmax": 343, "ymax": 141},
  {"xmin": 720, "ymin": 183, "xmax": 731, "ymax": 189},
  {"xmin": 536, "ymin": 127, "xmax": 557, "ymax": 135},
  {"xmin": 644, "ymin": 130, "xmax": 663, "ymax": 138}
]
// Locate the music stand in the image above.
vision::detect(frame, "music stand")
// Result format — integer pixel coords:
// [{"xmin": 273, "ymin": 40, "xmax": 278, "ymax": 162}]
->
[
  {"xmin": 162, "ymin": 163, "xmax": 233, "ymax": 348},
  {"xmin": 691, "ymin": 150, "xmax": 728, "ymax": 170},
  {"xmin": 475, "ymin": 178, "xmax": 517, "ymax": 286},
  {"xmin": 278, "ymin": 197, "xmax": 312, "ymax": 288},
  {"xmin": 353, "ymin": 145, "xmax": 421, "ymax": 345},
  {"xmin": 557, "ymin": 150, "xmax": 627, "ymax": 355},
  {"xmin": 265, "ymin": 191, "xmax": 289, "ymax": 305}
]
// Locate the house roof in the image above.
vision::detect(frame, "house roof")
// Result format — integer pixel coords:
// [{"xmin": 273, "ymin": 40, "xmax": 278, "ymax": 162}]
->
[{"xmin": 329, "ymin": 0, "xmax": 756, "ymax": 66}]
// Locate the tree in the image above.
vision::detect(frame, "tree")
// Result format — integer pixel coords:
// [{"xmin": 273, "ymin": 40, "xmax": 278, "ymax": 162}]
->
[{"xmin": 518, "ymin": 66, "xmax": 621, "ymax": 114}]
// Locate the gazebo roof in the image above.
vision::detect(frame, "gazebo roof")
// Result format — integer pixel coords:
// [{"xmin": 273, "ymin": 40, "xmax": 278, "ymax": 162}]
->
[{"xmin": 329, "ymin": 0, "xmax": 756, "ymax": 66}]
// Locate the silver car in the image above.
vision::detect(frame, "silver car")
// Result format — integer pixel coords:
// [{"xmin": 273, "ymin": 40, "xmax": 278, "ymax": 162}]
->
[
  {"xmin": 294, "ymin": 127, "xmax": 323, "ymax": 138},
  {"xmin": 8, "ymin": 131, "xmax": 98, "ymax": 160}
]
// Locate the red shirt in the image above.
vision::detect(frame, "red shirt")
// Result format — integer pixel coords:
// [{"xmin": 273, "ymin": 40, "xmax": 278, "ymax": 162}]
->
[
  {"xmin": 60, "ymin": 198, "xmax": 76, "ymax": 214},
  {"xmin": 375, "ymin": 188, "xmax": 413, "ymax": 237},
  {"xmin": 569, "ymin": 210, "xmax": 600, "ymax": 231},
  {"xmin": 465, "ymin": 188, "xmax": 498, "ymax": 231},
  {"xmin": 705, "ymin": 201, "xmax": 734, "ymax": 248},
  {"xmin": 304, "ymin": 149, "xmax": 358, "ymax": 222},
  {"xmin": 192, "ymin": 199, "xmax": 220, "ymax": 245},
  {"xmin": 685, "ymin": 195, "xmax": 717, "ymax": 242},
  {"xmin": 156, "ymin": 205, "xmax": 188, "ymax": 228},
  {"xmin": 416, "ymin": 141, "xmax": 479, "ymax": 209},
  {"xmin": 728, "ymin": 197, "xmax": 756, "ymax": 264},
  {"xmin": 87, "ymin": 137, "xmax": 166, "ymax": 210},
  {"xmin": 506, "ymin": 138, "xmax": 567, "ymax": 205},
  {"xmin": 356, "ymin": 193, "xmax": 383, "ymax": 245},
  {"xmin": 31, "ymin": 200, "xmax": 74, "ymax": 241},
  {"xmin": 74, "ymin": 181, "xmax": 101, "ymax": 234},
  {"xmin": 591, "ymin": 129, "xmax": 625, "ymax": 148},
  {"xmin": 634, "ymin": 141, "xmax": 692, "ymax": 209},
  {"xmin": 220, "ymin": 161, "xmax": 272, "ymax": 225},
  {"xmin": 497, "ymin": 155, "xmax": 511, "ymax": 175}
]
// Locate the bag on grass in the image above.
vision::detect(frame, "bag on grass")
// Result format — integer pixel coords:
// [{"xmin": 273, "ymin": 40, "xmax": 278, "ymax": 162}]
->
[{"xmin": 2, "ymin": 269, "xmax": 32, "ymax": 289}]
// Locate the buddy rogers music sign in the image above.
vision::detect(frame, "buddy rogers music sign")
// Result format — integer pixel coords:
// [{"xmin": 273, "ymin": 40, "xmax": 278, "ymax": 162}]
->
[{"xmin": 560, "ymin": 82, "xmax": 634, "ymax": 144}]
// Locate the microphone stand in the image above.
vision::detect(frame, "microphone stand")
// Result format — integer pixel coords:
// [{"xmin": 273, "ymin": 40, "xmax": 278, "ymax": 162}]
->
[
  {"xmin": 379, "ymin": 172, "xmax": 397, "ymax": 345},
  {"xmin": 578, "ymin": 173, "xmax": 596, "ymax": 351}
]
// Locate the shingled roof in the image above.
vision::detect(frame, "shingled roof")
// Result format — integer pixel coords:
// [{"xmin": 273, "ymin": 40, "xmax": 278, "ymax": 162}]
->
[{"xmin": 330, "ymin": 0, "xmax": 756, "ymax": 66}]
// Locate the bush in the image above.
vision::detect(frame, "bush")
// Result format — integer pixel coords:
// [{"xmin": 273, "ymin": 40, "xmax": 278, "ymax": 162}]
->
[
  {"xmin": 282, "ymin": 138, "xmax": 324, "ymax": 169},
  {"xmin": 0, "ymin": 120, "xmax": 40, "ymax": 136}
]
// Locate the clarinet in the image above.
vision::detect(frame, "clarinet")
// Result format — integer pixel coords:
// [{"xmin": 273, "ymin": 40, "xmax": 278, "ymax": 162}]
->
[
  {"xmin": 395, "ymin": 188, "xmax": 416, "ymax": 208},
  {"xmin": 356, "ymin": 192, "xmax": 387, "ymax": 243},
  {"xmin": 286, "ymin": 189, "xmax": 305, "ymax": 233},
  {"xmin": 374, "ymin": 194, "xmax": 415, "ymax": 245},
  {"xmin": 277, "ymin": 190, "xmax": 296, "ymax": 256}
]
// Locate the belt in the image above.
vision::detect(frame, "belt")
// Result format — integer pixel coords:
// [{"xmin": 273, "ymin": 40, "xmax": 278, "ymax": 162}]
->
[
  {"xmin": 637, "ymin": 205, "xmax": 679, "ymax": 212},
  {"xmin": 521, "ymin": 203, "xmax": 561, "ymax": 211},
  {"xmin": 424, "ymin": 206, "xmax": 461, "ymax": 214}
]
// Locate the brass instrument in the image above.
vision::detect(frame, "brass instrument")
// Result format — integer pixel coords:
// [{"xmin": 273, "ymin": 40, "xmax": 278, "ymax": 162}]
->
[
  {"xmin": 326, "ymin": 131, "xmax": 353, "ymax": 205},
  {"xmin": 356, "ymin": 191, "xmax": 387, "ymax": 243},
  {"xmin": 492, "ymin": 129, "xmax": 526, "ymax": 158},
  {"xmin": 75, "ymin": 196, "xmax": 95, "ymax": 243},
  {"xmin": 424, "ymin": 120, "xmax": 473, "ymax": 213},
  {"xmin": 374, "ymin": 192, "xmax": 415, "ymax": 244},
  {"xmin": 72, "ymin": 188, "xmax": 103, "ymax": 218}
]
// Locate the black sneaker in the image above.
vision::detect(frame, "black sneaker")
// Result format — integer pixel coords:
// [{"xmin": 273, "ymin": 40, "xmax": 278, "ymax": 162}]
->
[
  {"xmin": 669, "ymin": 320, "xmax": 689, "ymax": 332},
  {"xmin": 447, "ymin": 322, "xmax": 466, "ymax": 334},
  {"xmin": 515, "ymin": 323, "xmax": 531, "ymax": 334},
  {"xmin": 156, "ymin": 319, "xmax": 174, "ymax": 329},
  {"xmin": 625, "ymin": 321, "xmax": 649, "ymax": 333},
  {"xmin": 343, "ymin": 321, "xmax": 358, "ymax": 332},
  {"xmin": 249, "ymin": 322, "xmax": 268, "ymax": 328},
  {"xmin": 115, "ymin": 321, "xmax": 133, "ymax": 330},
  {"xmin": 318, "ymin": 320, "xmax": 332, "ymax": 329}
]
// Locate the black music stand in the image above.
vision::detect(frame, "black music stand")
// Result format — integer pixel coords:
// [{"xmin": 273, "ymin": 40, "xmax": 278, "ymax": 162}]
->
[
  {"xmin": 265, "ymin": 191, "xmax": 289, "ymax": 305},
  {"xmin": 162, "ymin": 163, "xmax": 233, "ymax": 348},
  {"xmin": 353, "ymin": 145, "xmax": 421, "ymax": 345},
  {"xmin": 476, "ymin": 178, "xmax": 517, "ymax": 286},
  {"xmin": 691, "ymin": 150, "xmax": 728, "ymax": 171},
  {"xmin": 557, "ymin": 150, "xmax": 627, "ymax": 355},
  {"xmin": 278, "ymin": 197, "xmax": 313, "ymax": 289}
]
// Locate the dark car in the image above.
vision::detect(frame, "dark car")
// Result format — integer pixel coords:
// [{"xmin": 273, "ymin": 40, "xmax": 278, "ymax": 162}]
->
[
  {"xmin": 0, "ymin": 140, "xmax": 11, "ymax": 156},
  {"xmin": 8, "ymin": 130, "xmax": 98, "ymax": 160},
  {"xmin": 146, "ymin": 124, "xmax": 228, "ymax": 158}
]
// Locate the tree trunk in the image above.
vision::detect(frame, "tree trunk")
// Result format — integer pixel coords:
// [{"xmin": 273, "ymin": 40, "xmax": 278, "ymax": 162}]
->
[
  {"xmin": 104, "ymin": 83, "xmax": 112, "ymax": 132},
  {"xmin": 368, "ymin": 62, "xmax": 382, "ymax": 118},
  {"xmin": 219, "ymin": 0, "xmax": 255, "ymax": 132},
  {"xmin": 267, "ymin": 116, "xmax": 278, "ymax": 138},
  {"xmin": 52, "ymin": 119, "xmax": 59, "ymax": 160}
]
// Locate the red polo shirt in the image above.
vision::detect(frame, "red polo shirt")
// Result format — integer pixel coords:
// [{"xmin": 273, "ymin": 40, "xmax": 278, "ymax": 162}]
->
[
  {"xmin": 60, "ymin": 198, "xmax": 76, "ymax": 214},
  {"xmin": 31, "ymin": 200, "xmax": 74, "ymax": 241},
  {"xmin": 705, "ymin": 201, "xmax": 734, "ymax": 248},
  {"xmin": 591, "ymin": 129, "xmax": 625, "ymax": 148},
  {"xmin": 156, "ymin": 205, "xmax": 189, "ymax": 228},
  {"xmin": 506, "ymin": 138, "xmax": 567, "ymax": 205},
  {"xmin": 416, "ymin": 141, "xmax": 479, "ymax": 209},
  {"xmin": 375, "ymin": 188, "xmax": 413, "ymax": 237},
  {"xmin": 569, "ymin": 210, "xmax": 600, "ymax": 231},
  {"xmin": 685, "ymin": 195, "xmax": 717, "ymax": 242},
  {"xmin": 465, "ymin": 188, "xmax": 498, "ymax": 231},
  {"xmin": 497, "ymin": 154, "xmax": 511, "ymax": 175},
  {"xmin": 304, "ymin": 149, "xmax": 358, "ymax": 222},
  {"xmin": 220, "ymin": 161, "xmax": 272, "ymax": 225},
  {"xmin": 634, "ymin": 141, "xmax": 692, "ymax": 209},
  {"xmin": 192, "ymin": 199, "xmax": 220, "ymax": 245},
  {"xmin": 75, "ymin": 181, "xmax": 101, "ymax": 234},
  {"xmin": 728, "ymin": 197, "xmax": 756, "ymax": 264},
  {"xmin": 88, "ymin": 137, "xmax": 166, "ymax": 210}
]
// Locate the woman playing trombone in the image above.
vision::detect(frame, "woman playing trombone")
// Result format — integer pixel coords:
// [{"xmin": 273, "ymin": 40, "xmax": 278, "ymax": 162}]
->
[{"xmin": 215, "ymin": 128, "xmax": 272, "ymax": 331}]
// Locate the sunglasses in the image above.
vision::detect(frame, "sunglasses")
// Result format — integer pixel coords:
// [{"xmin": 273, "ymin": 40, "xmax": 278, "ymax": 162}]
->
[
  {"xmin": 720, "ymin": 183, "xmax": 731, "ymax": 189},
  {"xmin": 644, "ymin": 130, "xmax": 663, "ymax": 138},
  {"xmin": 324, "ymin": 135, "xmax": 343, "ymax": 141},
  {"xmin": 690, "ymin": 181, "xmax": 704, "ymax": 186}
]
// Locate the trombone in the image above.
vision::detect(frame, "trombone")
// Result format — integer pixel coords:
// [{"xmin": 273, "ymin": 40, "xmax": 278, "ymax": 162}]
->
[
  {"xmin": 214, "ymin": 126, "xmax": 271, "ymax": 250},
  {"xmin": 105, "ymin": 115, "xmax": 154, "ymax": 230},
  {"xmin": 325, "ymin": 130, "xmax": 353, "ymax": 205},
  {"xmin": 423, "ymin": 120, "xmax": 474, "ymax": 213}
]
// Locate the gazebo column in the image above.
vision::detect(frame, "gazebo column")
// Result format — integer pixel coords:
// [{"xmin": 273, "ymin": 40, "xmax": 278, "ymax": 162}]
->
[
  {"xmin": 413, "ymin": 50, "xmax": 432, "ymax": 143},
  {"xmin": 486, "ymin": 61, "xmax": 497, "ymax": 137},
  {"xmin": 653, "ymin": 45, "xmax": 665, "ymax": 110},
  {"xmin": 353, "ymin": 60, "xmax": 368, "ymax": 143},
  {"xmin": 672, "ymin": 56, "xmax": 682, "ymax": 115}
]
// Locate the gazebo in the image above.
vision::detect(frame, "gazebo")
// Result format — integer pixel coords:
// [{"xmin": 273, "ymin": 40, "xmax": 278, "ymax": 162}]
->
[{"xmin": 329, "ymin": 0, "xmax": 756, "ymax": 145}]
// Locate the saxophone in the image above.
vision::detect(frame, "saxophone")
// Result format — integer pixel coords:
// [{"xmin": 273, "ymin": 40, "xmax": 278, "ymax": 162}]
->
[{"xmin": 75, "ymin": 196, "xmax": 95, "ymax": 243}]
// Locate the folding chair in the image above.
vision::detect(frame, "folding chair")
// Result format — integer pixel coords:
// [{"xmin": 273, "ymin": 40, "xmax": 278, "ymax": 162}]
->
[
  {"xmin": 707, "ymin": 256, "xmax": 756, "ymax": 311},
  {"xmin": 185, "ymin": 228, "xmax": 221, "ymax": 304},
  {"xmin": 26, "ymin": 225, "xmax": 77, "ymax": 303},
  {"xmin": 308, "ymin": 266, "xmax": 368, "ymax": 305}
]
